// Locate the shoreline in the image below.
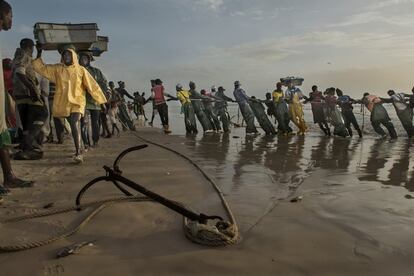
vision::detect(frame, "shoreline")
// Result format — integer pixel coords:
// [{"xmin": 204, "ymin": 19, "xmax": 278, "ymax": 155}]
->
[{"xmin": 0, "ymin": 128, "xmax": 413, "ymax": 275}]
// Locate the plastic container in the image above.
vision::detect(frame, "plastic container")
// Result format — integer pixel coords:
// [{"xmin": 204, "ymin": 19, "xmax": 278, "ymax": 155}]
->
[
  {"xmin": 89, "ymin": 36, "xmax": 109, "ymax": 57},
  {"xmin": 280, "ymin": 77, "xmax": 304, "ymax": 86},
  {"xmin": 34, "ymin": 22, "xmax": 99, "ymax": 51}
]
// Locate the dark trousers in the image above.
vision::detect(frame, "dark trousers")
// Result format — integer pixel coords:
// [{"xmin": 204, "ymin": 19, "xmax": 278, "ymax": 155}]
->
[
  {"xmin": 216, "ymin": 107, "xmax": 230, "ymax": 132},
  {"xmin": 88, "ymin": 109, "xmax": 100, "ymax": 144},
  {"xmin": 100, "ymin": 111, "xmax": 111, "ymax": 136},
  {"xmin": 156, "ymin": 103, "xmax": 169, "ymax": 126},
  {"xmin": 118, "ymin": 104, "xmax": 135, "ymax": 130},
  {"xmin": 17, "ymin": 103, "xmax": 48, "ymax": 151},
  {"xmin": 53, "ymin": 117, "xmax": 64, "ymax": 143},
  {"xmin": 342, "ymin": 110, "xmax": 362, "ymax": 137},
  {"xmin": 80, "ymin": 115, "xmax": 90, "ymax": 148},
  {"xmin": 205, "ymin": 106, "xmax": 221, "ymax": 131},
  {"xmin": 371, "ymin": 119, "xmax": 397, "ymax": 138}
]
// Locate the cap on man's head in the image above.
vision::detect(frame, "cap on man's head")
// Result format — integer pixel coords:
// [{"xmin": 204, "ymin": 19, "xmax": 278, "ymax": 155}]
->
[
  {"xmin": 78, "ymin": 51, "xmax": 95, "ymax": 61},
  {"xmin": 176, "ymin": 84, "xmax": 183, "ymax": 90},
  {"xmin": 20, "ymin": 38, "xmax": 34, "ymax": 49},
  {"xmin": 218, "ymin": 86, "xmax": 225, "ymax": 91},
  {"xmin": 211, "ymin": 85, "xmax": 217, "ymax": 91},
  {"xmin": 234, "ymin": 81, "xmax": 241, "ymax": 86}
]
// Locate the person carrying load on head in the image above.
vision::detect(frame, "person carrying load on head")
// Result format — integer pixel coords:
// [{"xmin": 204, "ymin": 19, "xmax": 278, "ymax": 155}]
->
[
  {"xmin": 78, "ymin": 51, "xmax": 110, "ymax": 142},
  {"xmin": 32, "ymin": 44, "xmax": 107, "ymax": 163},
  {"xmin": 284, "ymin": 81, "xmax": 307, "ymax": 135}
]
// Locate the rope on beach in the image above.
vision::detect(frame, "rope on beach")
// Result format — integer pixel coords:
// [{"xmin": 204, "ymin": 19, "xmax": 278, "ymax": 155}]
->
[
  {"xmin": 0, "ymin": 137, "xmax": 240, "ymax": 252},
  {"xmin": 131, "ymin": 132, "xmax": 241, "ymax": 246},
  {"xmin": 0, "ymin": 196, "xmax": 150, "ymax": 252}
]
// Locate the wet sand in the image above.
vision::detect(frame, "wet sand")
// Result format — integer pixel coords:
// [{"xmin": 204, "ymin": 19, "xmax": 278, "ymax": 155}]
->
[{"xmin": 0, "ymin": 127, "xmax": 414, "ymax": 275}]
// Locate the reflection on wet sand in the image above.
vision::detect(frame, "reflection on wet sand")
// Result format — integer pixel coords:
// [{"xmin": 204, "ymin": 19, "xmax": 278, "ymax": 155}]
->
[
  {"xmin": 310, "ymin": 136, "xmax": 360, "ymax": 171},
  {"xmin": 182, "ymin": 127, "xmax": 414, "ymax": 231},
  {"xmin": 263, "ymin": 136, "xmax": 307, "ymax": 191},
  {"xmin": 360, "ymin": 139, "xmax": 414, "ymax": 191}
]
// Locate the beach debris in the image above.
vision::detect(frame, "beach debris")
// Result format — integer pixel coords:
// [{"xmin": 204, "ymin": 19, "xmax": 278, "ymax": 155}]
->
[
  {"xmin": 404, "ymin": 194, "xmax": 414, "ymax": 199},
  {"xmin": 43, "ymin": 203, "xmax": 54, "ymax": 209},
  {"xmin": 56, "ymin": 241, "xmax": 95, "ymax": 258},
  {"xmin": 290, "ymin": 195, "xmax": 303, "ymax": 203}
]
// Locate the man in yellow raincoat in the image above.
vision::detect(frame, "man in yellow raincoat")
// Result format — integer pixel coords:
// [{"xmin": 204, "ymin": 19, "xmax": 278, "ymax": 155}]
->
[
  {"xmin": 32, "ymin": 46, "xmax": 107, "ymax": 163},
  {"xmin": 285, "ymin": 82, "xmax": 307, "ymax": 135}
]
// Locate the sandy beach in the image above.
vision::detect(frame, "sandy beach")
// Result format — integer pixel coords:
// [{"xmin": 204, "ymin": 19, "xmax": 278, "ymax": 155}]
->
[{"xmin": 0, "ymin": 126, "xmax": 413, "ymax": 276}]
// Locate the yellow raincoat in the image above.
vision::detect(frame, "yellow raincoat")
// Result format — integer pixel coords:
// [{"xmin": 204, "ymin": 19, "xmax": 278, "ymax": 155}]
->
[
  {"xmin": 289, "ymin": 93, "xmax": 307, "ymax": 134},
  {"xmin": 32, "ymin": 49, "xmax": 106, "ymax": 118}
]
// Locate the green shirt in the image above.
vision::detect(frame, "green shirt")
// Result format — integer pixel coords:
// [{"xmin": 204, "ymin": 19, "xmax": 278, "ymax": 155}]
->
[{"xmin": 85, "ymin": 66, "xmax": 108, "ymax": 110}]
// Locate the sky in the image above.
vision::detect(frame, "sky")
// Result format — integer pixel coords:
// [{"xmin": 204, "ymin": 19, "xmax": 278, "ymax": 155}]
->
[{"xmin": 2, "ymin": 0, "xmax": 414, "ymax": 97}]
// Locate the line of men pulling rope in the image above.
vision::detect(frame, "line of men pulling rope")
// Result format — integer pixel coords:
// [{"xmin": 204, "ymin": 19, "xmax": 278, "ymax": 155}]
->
[{"xmin": 141, "ymin": 80, "xmax": 414, "ymax": 139}]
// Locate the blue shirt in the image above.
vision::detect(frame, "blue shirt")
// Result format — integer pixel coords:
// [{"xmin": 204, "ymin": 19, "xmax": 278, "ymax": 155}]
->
[
  {"xmin": 284, "ymin": 87, "xmax": 304, "ymax": 101},
  {"xmin": 233, "ymin": 88, "xmax": 250, "ymax": 104},
  {"xmin": 337, "ymin": 95, "xmax": 353, "ymax": 111}
]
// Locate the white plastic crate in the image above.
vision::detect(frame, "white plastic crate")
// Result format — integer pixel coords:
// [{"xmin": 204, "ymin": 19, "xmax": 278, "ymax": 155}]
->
[
  {"xmin": 34, "ymin": 22, "xmax": 99, "ymax": 51},
  {"xmin": 280, "ymin": 77, "xmax": 304, "ymax": 87}
]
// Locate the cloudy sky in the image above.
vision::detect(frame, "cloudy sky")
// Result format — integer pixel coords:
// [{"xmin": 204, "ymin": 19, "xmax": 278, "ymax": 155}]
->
[{"xmin": 2, "ymin": 0, "xmax": 414, "ymax": 97}]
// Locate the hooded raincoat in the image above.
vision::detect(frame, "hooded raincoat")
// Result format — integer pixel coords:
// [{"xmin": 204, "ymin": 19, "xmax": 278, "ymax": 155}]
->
[
  {"xmin": 32, "ymin": 49, "xmax": 107, "ymax": 118},
  {"xmin": 285, "ymin": 87, "xmax": 307, "ymax": 134}
]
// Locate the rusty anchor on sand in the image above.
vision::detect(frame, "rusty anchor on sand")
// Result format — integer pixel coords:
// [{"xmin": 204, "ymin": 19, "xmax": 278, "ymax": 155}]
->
[{"xmin": 75, "ymin": 145, "xmax": 224, "ymax": 225}]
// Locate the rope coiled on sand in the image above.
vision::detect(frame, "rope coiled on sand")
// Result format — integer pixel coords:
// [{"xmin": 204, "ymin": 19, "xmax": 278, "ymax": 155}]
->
[{"xmin": 131, "ymin": 131, "xmax": 240, "ymax": 246}]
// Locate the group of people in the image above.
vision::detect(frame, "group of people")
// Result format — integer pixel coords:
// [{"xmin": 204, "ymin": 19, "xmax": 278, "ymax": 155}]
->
[
  {"xmin": 168, "ymin": 80, "xmax": 414, "ymax": 140},
  {"xmin": 0, "ymin": 0, "xmax": 148, "ymax": 194},
  {"xmin": 1, "ymin": 0, "xmax": 414, "ymax": 197},
  {"xmin": 7, "ymin": 41, "xmax": 140, "ymax": 164}
]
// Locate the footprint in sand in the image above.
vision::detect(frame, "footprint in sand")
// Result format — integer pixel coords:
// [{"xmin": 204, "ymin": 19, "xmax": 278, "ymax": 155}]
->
[{"xmin": 43, "ymin": 263, "xmax": 65, "ymax": 276}]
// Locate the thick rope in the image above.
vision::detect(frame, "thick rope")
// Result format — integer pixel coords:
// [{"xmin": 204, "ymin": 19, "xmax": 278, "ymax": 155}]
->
[
  {"xmin": 0, "ymin": 196, "xmax": 150, "ymax": 252},
  {"xmin": 131, "ymin": 131, "xmax": 241, "ymax": 246},
  {"xmin": 0, "ymin": 131, "xmax": 240, "ymax": 251}
]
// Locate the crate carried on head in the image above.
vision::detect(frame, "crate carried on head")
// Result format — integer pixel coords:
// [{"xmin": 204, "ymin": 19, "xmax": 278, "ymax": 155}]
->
[
  {"xmin": 34, "ymin": 22, "xmax": 99, "ymax": 52},
  {"xmin": 280, "ymin": 76, "xmax": 304, "ymax": 87},
  {"xmin": 89, "ymin": 36, "xmax": 109, "ymax": 57}
]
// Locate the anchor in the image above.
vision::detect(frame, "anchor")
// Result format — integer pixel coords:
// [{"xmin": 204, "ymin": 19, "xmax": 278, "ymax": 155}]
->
[{"xmin": 75, "ymin": 145, "xmax": 224, "ymax": 224}]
